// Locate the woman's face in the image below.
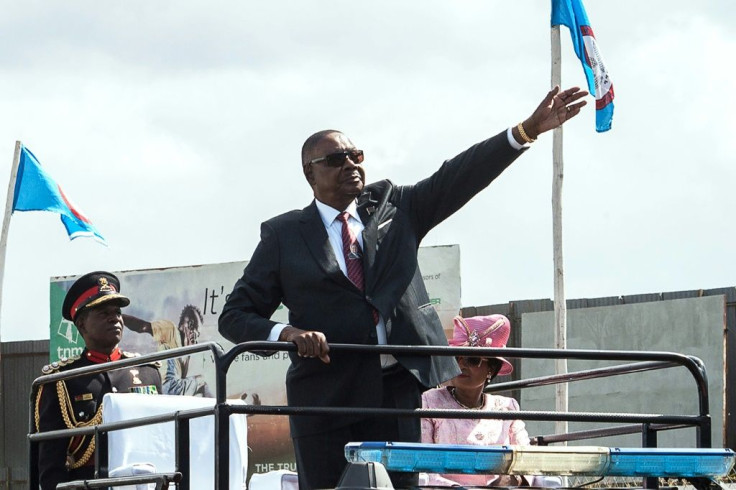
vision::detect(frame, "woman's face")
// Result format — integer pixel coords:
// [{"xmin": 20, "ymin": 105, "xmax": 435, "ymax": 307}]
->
[{"xmin": 452, "ymin": 356, "xmax": 491, "ymax": 392}]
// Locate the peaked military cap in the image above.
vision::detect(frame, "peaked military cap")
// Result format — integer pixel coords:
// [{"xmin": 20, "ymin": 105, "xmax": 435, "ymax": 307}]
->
[{"xmin": 62, "ymin": 271, "xmax": 130, "ymax": 321}]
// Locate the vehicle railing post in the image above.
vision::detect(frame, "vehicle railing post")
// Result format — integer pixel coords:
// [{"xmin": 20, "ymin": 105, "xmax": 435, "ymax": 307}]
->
[
  {"xmin": 642, "ymin": 422, "xmax": 659, "ymax": 489},
  {"xmin": 175, "ymin": 414, "xmax": 191, "ymax": 490},
  {"xmin": 215, "ymin": 403, "xmax": 231, "ymax": 490},
  {"xmin": 214, "ymin": 346, "xmax": 230, "ymax": 490},
  {"xmin": 698, "ymin": 415, "xmax": 712, "ymax": 448},
  {"xmin": 94, "ymin": 427, "xmax": 109, "ymax": 478}
]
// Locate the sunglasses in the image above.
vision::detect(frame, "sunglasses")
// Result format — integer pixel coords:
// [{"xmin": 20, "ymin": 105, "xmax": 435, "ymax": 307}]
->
[
  {"xmin": 308, "ymin": 149, "xmax": 364, "ymax": 168},
  {"xmin": 455, "ymin": 356, "xmax": 486, "ymax": 368}
]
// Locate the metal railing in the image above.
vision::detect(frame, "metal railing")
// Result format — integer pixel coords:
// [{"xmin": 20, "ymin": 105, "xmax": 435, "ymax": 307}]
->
[{"xmin": 28, "ymin": 342, "xmax": 712, "ymax": 489}]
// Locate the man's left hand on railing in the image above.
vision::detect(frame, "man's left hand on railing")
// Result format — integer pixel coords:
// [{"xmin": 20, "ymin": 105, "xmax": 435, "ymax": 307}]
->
[{"xmin": 279, "ymin": 325, "xmax": 331, "ymax": 364}]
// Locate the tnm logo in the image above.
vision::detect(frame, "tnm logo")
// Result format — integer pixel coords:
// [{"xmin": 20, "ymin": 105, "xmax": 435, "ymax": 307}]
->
[{"xmin": 57, "ymin": 319, "xmax": 80, "ymax": 344}]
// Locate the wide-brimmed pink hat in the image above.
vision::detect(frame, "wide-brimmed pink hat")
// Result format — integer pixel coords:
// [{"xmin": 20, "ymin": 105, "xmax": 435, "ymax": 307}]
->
[{"xmin": 449, "ymin": 314, "xmax": 513, "ymax": 376}]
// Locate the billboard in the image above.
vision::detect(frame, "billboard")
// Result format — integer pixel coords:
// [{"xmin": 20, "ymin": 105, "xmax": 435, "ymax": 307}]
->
[{"xmin": 48, "ymin": 244, "xmax": 461, "ymax": 476}]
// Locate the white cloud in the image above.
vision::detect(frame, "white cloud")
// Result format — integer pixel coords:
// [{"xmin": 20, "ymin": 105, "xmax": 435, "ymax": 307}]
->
[{"xmin": 1, "ymin": 0, "xmax": 734, "ymax": 341}]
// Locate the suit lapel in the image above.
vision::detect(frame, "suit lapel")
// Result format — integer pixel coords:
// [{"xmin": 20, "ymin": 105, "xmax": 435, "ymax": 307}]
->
[
  {"xmin": 357, "ymin": 191, "xmax": 379, "ymax": 286},
  {"xmin": 299, "ymin": 201, "xmax": 357, "ymax": 291}
]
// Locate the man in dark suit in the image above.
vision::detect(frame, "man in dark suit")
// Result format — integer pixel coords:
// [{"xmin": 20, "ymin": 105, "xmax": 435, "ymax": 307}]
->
[
  {"xmin": 219, "ymin": 86, "xmax": 587, "ymax": 489},
  {"xmin": 35, "ymin": 271, "xmax": 162, "ymax": 490}
]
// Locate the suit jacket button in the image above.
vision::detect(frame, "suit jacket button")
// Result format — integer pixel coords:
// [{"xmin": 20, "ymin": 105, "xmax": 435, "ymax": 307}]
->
[
  {"xmin": 366, "ymin": 296, "xmax": 372, "ymax": 302},
  {"xmin": 369, "ymin": 332, "xmax": 377, "ymax": 339}
]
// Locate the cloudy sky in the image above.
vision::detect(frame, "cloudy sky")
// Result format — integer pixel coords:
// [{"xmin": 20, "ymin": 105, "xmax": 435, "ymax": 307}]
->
[{"xmin": 0, "ymin": 1, "xmax": 733, "ymax": 342}]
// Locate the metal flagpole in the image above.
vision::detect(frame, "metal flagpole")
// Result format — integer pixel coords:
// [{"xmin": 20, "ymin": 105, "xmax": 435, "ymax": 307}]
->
[
  {"xmin": 550, "ymin": 26, "xmax": 569, "ymax": 439},
  {"xmin": 0, "ymin": 142, "xmax": 22, "ymax": 340},
  {"xmin": 0, "ymin": 141, "xmax": 22, "ymax": 471}
]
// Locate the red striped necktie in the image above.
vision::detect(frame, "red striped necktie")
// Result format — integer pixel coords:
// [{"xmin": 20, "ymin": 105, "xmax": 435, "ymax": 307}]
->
[
  {"xmin": 338, "ymin": 212, "xmax": 379, "ymax": 324},
  {"xmin": 338, "ymin": 212, "xmax": 365, "ymax": 290}
]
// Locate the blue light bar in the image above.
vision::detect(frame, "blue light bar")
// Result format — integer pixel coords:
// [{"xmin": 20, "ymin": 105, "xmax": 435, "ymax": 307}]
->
[
  {"xmin": 344, "ymin": 442, "xmax": 736, "ymax": 478},
  {"xmin": 608, "ymin": 448, "xmax": 736, "ymax": 477},
  {"xmin": 345, "ymin": 442, "xmax": 512, "ymax": 474}
]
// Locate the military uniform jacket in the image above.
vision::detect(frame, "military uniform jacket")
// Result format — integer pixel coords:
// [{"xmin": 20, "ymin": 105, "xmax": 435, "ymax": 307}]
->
[
  {"xmin": 219, "ymin": 130, "xmax": 525, "ymax": 437},
  {"xmin": 34, "ymin": 349, "xmax": 161, "ymax": 490}
]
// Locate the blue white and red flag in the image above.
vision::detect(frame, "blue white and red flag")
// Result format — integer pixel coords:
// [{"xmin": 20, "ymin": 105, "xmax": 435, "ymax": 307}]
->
[
  {"xmin": 551, "ymin": 0, "xmax": 614, "ymax": 132},
  {"xmin": 12, "ymin": 145, "xmax": 107, "ymax": 244}
]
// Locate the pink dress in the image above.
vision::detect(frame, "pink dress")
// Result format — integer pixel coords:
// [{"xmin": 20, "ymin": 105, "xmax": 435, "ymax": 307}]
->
[{"xmin": 421, "ymin": 386, "xmax": 530, "ymax": 487}]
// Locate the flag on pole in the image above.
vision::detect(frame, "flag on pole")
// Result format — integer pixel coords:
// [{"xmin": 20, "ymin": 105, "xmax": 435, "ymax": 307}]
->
[
  {"xmin": 551, "ymin": 0, "xmax": 614, "ymax": 132},
  {"xmin": 11, "ymin": 145, "xmax": 107, "ymax": 244}
]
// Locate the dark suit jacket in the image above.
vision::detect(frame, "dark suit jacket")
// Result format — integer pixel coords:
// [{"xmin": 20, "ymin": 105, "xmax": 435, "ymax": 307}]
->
[{"xmin": 219, "ymin": 130, "xmax": 525, "ymax": 437}]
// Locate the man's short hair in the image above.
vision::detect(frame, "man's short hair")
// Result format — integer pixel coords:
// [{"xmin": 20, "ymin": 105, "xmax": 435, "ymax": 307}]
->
[{"xmin": 301, "ymin": 129, "xmax": 342, "ymax": 166}]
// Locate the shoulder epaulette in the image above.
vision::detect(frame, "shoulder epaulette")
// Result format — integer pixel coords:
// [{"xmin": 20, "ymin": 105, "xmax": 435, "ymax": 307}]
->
[{"xmin": 41, "ymin": 355, "xmax": 80, "ymax": 375}]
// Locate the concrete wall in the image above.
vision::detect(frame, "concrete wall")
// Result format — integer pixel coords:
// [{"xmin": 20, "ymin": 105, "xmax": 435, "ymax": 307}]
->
[
  {"xmin": 518, "ymin": 295, "xmax": 725, "ymax": 448},
  {"xmin": 1, "ymin": 340, "xmax": 49, "ymax": 489}
]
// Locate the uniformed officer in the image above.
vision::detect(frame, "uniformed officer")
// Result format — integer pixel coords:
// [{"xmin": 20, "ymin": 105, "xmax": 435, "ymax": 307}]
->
[{"xmin": 34, "ymin": 271, "xmax": 162, "ymax": 490}]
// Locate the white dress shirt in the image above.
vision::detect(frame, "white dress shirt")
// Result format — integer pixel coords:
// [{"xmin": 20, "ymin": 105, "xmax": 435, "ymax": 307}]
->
[{"xmin": 267, "ymin": 199, "xmax": 395, "ymax": 366}]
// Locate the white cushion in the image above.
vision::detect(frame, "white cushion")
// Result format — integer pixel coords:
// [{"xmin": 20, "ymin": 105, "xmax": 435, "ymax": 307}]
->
[
  {"xmin": 103, "ymin": 393, "xmax": 248, "ymax": 489},
  {"xmin": 108, "ymin": 463, "xmax": 156, "ymax": 490},
  {"xmin": 249, "ymin": 470, "xmax": 299, "ymax": 490}
]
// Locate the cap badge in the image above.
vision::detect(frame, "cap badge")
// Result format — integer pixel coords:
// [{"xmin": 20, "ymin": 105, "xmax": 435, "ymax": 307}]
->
[{"xmin": 97, "ymin": 277, "xmax": 115, "ymax": 293}]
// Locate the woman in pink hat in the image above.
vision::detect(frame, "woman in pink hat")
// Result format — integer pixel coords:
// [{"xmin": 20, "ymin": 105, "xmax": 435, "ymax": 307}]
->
[{"xmin": 421, "ymin": 314, "xmax": 530, "ymax": 487}]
